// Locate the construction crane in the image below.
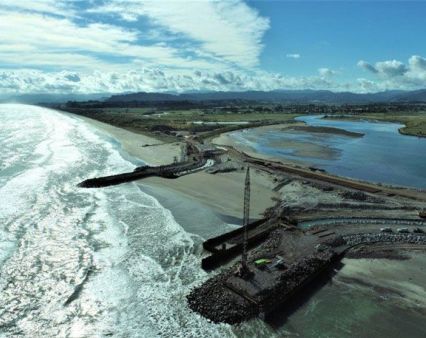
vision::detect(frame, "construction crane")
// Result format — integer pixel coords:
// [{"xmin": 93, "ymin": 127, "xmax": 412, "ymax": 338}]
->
[
  {"xmin": 238, "ymin": 166, "xmax": 253, "ymax": 279},
  {"xmin": 180, "ymin": 144, "xmax": 187, "ymax": 162}
]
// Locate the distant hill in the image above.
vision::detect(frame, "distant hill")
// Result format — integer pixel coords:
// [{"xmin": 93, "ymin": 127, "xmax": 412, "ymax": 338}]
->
[
  {"xmin": 107, "ymin": 89, "xmax": 426, "ymax": 104},
  {"xmin": 392, "ymin": 89, "xmax": 426, "ymax": 103},
  {"xmin": 2, "ymin": 89, "xmax": 426, "ymax": 105},
  {"xmin": 0, "ymin": 93, "xmax": 108, "ymax": 104}
]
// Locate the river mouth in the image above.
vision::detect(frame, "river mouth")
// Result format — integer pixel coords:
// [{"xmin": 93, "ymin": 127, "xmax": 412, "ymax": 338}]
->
[
  {"xmin": 2, "ymin": 105, "xmax": 425, "ymax": 338},
  {"xmin": 227, "ymin": 115, "xmax": 426, "ymax": 188}
]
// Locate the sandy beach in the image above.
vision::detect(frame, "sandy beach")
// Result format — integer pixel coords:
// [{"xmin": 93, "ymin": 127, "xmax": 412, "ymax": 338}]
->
[
  {"xmin": 75, "ymin": 115, "xmax": 181, "ymax": 166},
  {"xmin": 142, "ymin": 170, "xmax": 278, "ymax": 220},
  {"xmin": 76, "ymin": 115, "xmax": 279, "ymax": 220},
  {"xmin": 212, "ymin": 125, "xmax": 292, "ymax": 163},
  {"xmin": 339, "ymin": 253, "xmax": 426, "ymax": 309}
]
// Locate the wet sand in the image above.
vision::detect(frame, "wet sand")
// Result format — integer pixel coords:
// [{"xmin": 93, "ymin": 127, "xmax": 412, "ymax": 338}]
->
[
  {"xmin": 75, "ymin": 114, "xmax": 426, "ymax": 337},
  {"xmin": 238, "ymin": 252, "xmax": 426, "ymax": 338},
  {"xmin": 339, "ymin": 253, "xmax": 426, "ymax": 309},
  {"xmin": 77, "ymin": 115, "xmax": 278, "ymax": 219},
  {"xmin": 212, "ymin": 123, "xmax": 358, "ymax": 162},
  {"xmin": 75, "ymin": 115, "xmax": 181, "ymax": 166},
  {"xmin": 142, "ymin": 170, "xmax": 278, "ymax": 220},
  {"xmin": 212, "ymin": 126, "xmax": 338, "ymax": 163}
]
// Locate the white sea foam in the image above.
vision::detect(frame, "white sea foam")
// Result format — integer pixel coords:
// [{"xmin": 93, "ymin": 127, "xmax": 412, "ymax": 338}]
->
[{"xmin": 0, "ymin": 104, "xmax": 234, "ymax": 337}]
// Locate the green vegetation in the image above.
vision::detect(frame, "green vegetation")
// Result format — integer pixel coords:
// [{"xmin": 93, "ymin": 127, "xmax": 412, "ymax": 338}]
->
[
  {"xmin": 64, "ymin": 105, "xmax": 301, "ymax": 141},
  {"xmin": 325, "ymin": 112, "xmax": 426, "ymax": 137},
  {"xmin": 58, "ymin": 100, "xmax": 426, "ymax": 139}
]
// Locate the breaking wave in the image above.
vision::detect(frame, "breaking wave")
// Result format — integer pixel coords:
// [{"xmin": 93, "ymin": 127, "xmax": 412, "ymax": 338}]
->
[{"xmin": 0, "ymin": 104, "xmax": 233, "ymax": 337}]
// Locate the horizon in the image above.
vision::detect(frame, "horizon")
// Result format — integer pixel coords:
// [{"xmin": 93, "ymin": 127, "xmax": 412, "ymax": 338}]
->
[
  {"xmin": 1, "ymin": 3, "xmax": 426, "ymax": 336},
  {"xmin": 3, "ymin": 87, "xmax": 426, "ymax": 103},
  {"xmin": 1, "ymin": 1, "xmax": 426, "ymax": 95}
]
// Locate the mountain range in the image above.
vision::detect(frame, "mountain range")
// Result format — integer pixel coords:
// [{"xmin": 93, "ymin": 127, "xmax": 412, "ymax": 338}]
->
[
  {"xmin": 2, "ymin": 89, "xmax": 426, "ymax": 105},
  {"xmin": 107, "ymin": 89, "xmax": 426, "ymax": 104}
]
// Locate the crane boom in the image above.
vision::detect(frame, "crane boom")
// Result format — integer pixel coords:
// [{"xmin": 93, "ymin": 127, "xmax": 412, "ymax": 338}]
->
[{"xmin": 241, "ymin": 166, "xmax": 250, "ymax": 271}]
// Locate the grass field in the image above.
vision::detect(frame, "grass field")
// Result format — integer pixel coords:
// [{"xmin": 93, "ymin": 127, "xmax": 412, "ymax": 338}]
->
[
  {"xmin": 70, "ymin": 104, "xmax": 426, "ymax": 140},
  {"xmin": 73, "ymin": 107, "xmax": 301, "ymax": 140}
]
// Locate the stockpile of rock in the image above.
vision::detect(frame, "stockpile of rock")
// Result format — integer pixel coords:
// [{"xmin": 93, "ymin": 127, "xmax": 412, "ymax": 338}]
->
[
  {"xmin": 186, "ymin": 269, "xmax": 258, "ymax": 324},
  {"xmin": 324, "ymin": 235, "xmax": 346, "ymax": 247},
  {"xmin": 316, "ymin": 202, "xmax": 416, "ymax": 210},
  {"xmin": 187, "ymin": 250, "xmax": 336, "ymax": 324},
  {"xmin": 248, "ymin": 229, "xmax": 282, "ymax": 260},
  {"xmin": 256, "ymin": 251, "xmax": 335, "ymax": 307},
  {"xmin": 340, "ymin": 190, "xmax": 368, "ymax": 201},
  {"xmin": 343, "ymin": 233, "xmax": 426, "ymax": 246}
]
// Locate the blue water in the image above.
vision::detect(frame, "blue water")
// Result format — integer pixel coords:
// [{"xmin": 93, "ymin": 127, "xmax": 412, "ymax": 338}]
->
[
  {"xmin": 230, "ymin": 115, "xmax": 426, "ymax": 188},
  {"xmin": 1, "ymin": 105, "xmax": 424, "ymax": 338}
]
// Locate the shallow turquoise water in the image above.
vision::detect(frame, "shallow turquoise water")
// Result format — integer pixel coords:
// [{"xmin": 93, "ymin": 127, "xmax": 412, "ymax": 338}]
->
[{"xmin": 230, "ymin": 115, "xmax": 426, "ymax": 188}]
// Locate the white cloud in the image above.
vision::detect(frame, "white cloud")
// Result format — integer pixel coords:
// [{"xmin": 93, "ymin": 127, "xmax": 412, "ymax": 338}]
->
[
  {"xmin": 1, "ymin": 1, "xmax": 425, "ymax": 94},
  {"xmin": 0, "ymin": 8, "xmax": 226, "ymax": 72},
  {"xmin": 90, "ymin": 0, "xmax": 270, "ymax": 67},
  {"xmin": 0, "ymin": 0, "xmax": 74, "ymax": 17},
  {"xmin": 358, "ymin": 59, "xmax": 407, "ymax": 77},
  {"xmin": 0, "ymin": 68, "xmax": 348, "ymax": 95},
  {"xmin": 357, "ymin": 56, "xmax": 426, "ymax": 90},
  {"xmin": 318, "ymin": 68, "xmax": 336, "ymax": 77},
  {"xmin": 286, "ymin": 53, "xmax": 301, "ymax": 59},
  {"xmin": 375, "ymin": 60, "xmax": 408, "ymax": 77},
  {"xmin": 409, "ymin": 55, "xmax": 426, "ymax": 72}
]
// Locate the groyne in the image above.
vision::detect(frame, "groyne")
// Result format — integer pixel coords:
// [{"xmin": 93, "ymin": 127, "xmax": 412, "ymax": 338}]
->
[
  {"xmin": 202, "ymin": 218, "xmax": 269, "ymax": 270},
  {"xmin": 78, "ymin": 158, "xmax": 206, "ymax": 188}
]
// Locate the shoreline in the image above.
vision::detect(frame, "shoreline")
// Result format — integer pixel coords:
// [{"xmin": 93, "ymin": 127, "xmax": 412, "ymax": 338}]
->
[
  {"xmin": 76, "ymin": 114, "xmax": 279, "ymax": 220},
  {"xmin": 212, "ymin": 125, "xmax": 319, "ymax": 165},
  {"xmin": 75, "ymin": 115, "xmax": 181, "ymax": 166},
  {"xmin": 323, "ymin": 115, "xmax": 426, "ymax": 138},
  {"xmin": 213, "ymin": 122, "xmax": 426, "ymax": 193},
  {"xmin": 212, "ymin": 122, "xmax": 364, "ymax": 163}
]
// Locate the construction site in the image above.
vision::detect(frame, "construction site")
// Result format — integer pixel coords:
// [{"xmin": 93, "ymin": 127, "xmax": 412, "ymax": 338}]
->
[{"xmin": 78, "ymin": 137, "xmax": 426, "ymax": 324}]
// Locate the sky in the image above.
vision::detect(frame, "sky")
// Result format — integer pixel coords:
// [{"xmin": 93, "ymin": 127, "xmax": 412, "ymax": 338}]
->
[{"xmin": 1, "ymin": 0, "xmax": 426, "ymax": 95}]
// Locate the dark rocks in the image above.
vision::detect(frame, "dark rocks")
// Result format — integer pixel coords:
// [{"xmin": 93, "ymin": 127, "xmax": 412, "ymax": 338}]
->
[
  {"xmin": 315, "ymin": 202, "xmax": 416, "ymax": 211},
  {"xmin": 78, "ymin": 158, "xmax": 206, "ymax": 188},
  {"xmin": 343, "ymin": 232, "xmax": 426, "ymax": 246},
  {"xmin": 340, "ymin": 191, "xmax": 368, "ymax": 201},
  {"xmin": 324, "ymin": 235, "xmax": 346, "ymax": 247},
  {"xmin": 187, "ymin": 250, "xmax": 337, "ymax": 325},
  {"xmin": 249, "ymin": 229, "xmax": 282, "ymax": 261},
  {"xmin": 187, "ymin": 270, "xmax": 257, "ymax": 324},
  {"xmin": 345, "ymin": 248, "xmax": 410, "ymax": 260},
  {"xmin": 252, "ymin": 251, "xmax": 336, "ymax": 316}
]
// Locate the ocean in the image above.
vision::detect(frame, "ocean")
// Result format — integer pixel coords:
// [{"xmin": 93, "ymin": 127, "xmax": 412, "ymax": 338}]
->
[
  {"xmin": 1, "ymin": 104, "xmax": 425, "ymax": 338},
  {"xmin": 0, "ymin": 104, "xmax": 233, "ymax": 337}
]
